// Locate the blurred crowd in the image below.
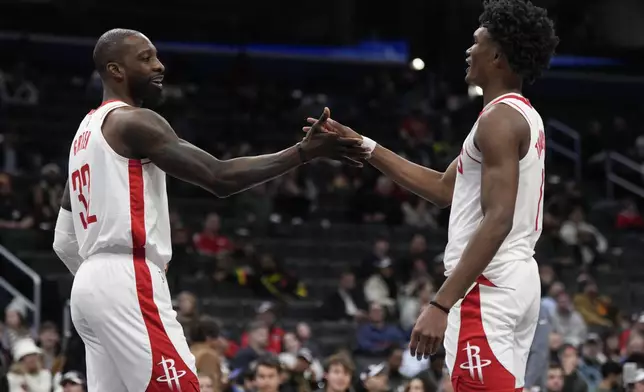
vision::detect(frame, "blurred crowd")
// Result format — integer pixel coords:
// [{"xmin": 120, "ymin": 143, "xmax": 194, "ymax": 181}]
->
[{"xmin": 0, "ymin": 55, "xmax": 644, "ymax": 392}]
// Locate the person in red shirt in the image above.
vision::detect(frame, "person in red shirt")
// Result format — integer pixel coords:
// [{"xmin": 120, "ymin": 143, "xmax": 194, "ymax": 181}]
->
[
  {"xmin": 616, "ymin": 199, "xmax": 644, "ymax": 230},
  {"xmin": 193, "ymin": 213, "xmax": 233, "ymax": 256},
  {"xmin": 240, "ymin": 302, "xmax": 284, "ymax": 354}
]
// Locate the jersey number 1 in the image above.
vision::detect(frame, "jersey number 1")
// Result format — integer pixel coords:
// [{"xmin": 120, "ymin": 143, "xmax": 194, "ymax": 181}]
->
[{"xmin": 71, "ymin": 163, "xmax": 97, "ymax": 229}]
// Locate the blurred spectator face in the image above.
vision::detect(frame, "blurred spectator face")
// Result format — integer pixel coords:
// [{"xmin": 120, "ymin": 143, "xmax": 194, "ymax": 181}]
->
[
  {"xmin": 62, "ymin": 384, "xmax": 83, "ymax": 392},
  {"xmin": 296, "ymin": 322, "xmax": 312, "ymax": 341},
  {"xmin": 326, "ymin": 363, "xmax": 352, "ymax": 392},
  {"xmin": 409, "ymin": 235, "xmax": 427, "ymax": 254},
  {"xmin": 255, "ymin": 365, "xmax": 280, "ymax": 392},
  {"xmin": 380, "ymin": 266, "xmax": 394, "ymax": 279},
  {"xmin": 407, "ymin": 378, "xmax": 424, "ymax": 392},
  {"xmin": 539, "ymin": 265, "xmax": 555, "ymax": 285},
  {"xmin": 177, "ymin": 292, "xmax": 197, "ymax": 317},
  {"xmin": 198, "ymin": 374, "xmax": 215, "ymax": 392},
  {"xmin": 204, "ymin": 213, "xmax": 221, "ymax": 233},
  {"xmin": 39, "ymin": 325, "xmax": 60, "ymax": 351},
  {"xmin": 375, "ymin": 176, "xmax": 394, "ymax": 196},
  {"xmin": 546, "ymin": 366, "xmax": 564, "ymax": 392},
  {"xmin": 258, "ymin": 310, "xmax": 276, "ymax": 327},
  {"xmin": 412, "ymin": 259, "xmax": 428, "ymax": 275},
  {"xmin": 364, "ymin": 373, "xmax": 388, "ymax": 392},
  {"xmin": 388, "ymin": 348, "xmax": 403, "ymax": 371},
  {"xmin": 5, "ymin": 309, "xmax": 22, "ymax": 329},
  {"xmin": 0, "ymin": 174, "xmax": 12, "ymax": 196},
  {"xmin": 21, "ymin": 353, "xmax": 41, "ymax": 373},
  {"xmin": 549, "ymin": 332, "xmax": 563, "ymax": 352},
  {"xmin": 373, "ymin": 240, "xmax": 390, "ymax": 258},
  {"xmin": 556, "ymin": 292, "xmax": 571, "ymax": 313},
  {"xmin": 583, "ymin": 339, "xmax": 601, "ymax": 358},
  {"xmin": 369, "ymin": 304, "xmax": 385, "ymax": 324},
  {"xmin": 548, "ymin": 282, "xmax": 565, "ymax": 298},
  {"xmin": 569, "ymin": 207, "xmax": 584, "ymax": 223},
  {"xmin": 339, "ymin": 272, "xmax": 356, "ymax": 290},
  {"xmin": 606, "ymin": 334, "xmax": 620, "ymax": 353},
  {"xmin": 283, "ymin": 332, "xmax": 300, "ymax": 353},
  {"xmin": 560, "ymin": 346, "xmax": 579, "ymax": 371},
  {"xmin": 251, "ymin": 326, "xmax": 269, "ymax": 348},
  {"xmin": 583, "ymin": 280, "xmax": 598, "ymax": 296},
  {"xmin": 295, "ymin": 357, "xmax": 311, "ymax": 373},
  {"xmin": 627, "ymin": 333, "xmax": 644, "ymax": 355}
]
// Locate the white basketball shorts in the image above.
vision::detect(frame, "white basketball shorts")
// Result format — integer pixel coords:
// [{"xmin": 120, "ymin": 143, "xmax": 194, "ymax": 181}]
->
[
  {"xmin": 70, "ymin": 253, "xmax": 199, "ymax": 392},
  {"xmin": 444, "ymin": 258, "xmax": 540, "ymax": 392}
]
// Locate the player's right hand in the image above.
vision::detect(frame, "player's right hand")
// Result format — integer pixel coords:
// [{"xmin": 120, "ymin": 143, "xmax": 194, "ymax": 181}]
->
[{"xmin": 303, "ymin": 116, "xmax": 362, "ymax": 140}]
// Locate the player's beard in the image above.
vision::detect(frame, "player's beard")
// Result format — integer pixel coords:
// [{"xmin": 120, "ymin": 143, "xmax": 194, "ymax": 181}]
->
[{"xmin": 129, "ymin": 75, "xmax": 164, "ymax": 108}]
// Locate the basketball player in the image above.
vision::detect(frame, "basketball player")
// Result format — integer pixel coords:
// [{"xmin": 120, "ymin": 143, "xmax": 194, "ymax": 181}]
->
[
  {"xmin": 304, "ymin": 0, "xmax": 558, "ymax": 390},
  {"xmin": 52, "ymin": 29, "xmax": 367, "ymax": 392}
]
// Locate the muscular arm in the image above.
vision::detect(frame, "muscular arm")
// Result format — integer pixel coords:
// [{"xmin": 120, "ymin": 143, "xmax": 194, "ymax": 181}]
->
[
  {"xmin": 61, "ymin": 180, "xmax": 71, "ymax": 211},
  {"xmin": 368, "ymin": 146, "xmax": 457, "ymax": 208},
  {"xmin": 434, "ymin": 105, "xmax": 526, "ymax": 308},
  {"xmin": 53, "ymin": 179, "xmax": 82, "ymax": 274},
  {"xmin": 118, "ymin": 109, "xmax": 304, "ymax": 198}
]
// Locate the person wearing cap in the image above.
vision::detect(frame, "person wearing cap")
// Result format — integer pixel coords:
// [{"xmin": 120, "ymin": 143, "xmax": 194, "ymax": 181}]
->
[
  {"xmin": 281, "ymin": 348, "xmax": 319, "ymax": 392},
  {"xmin": 358, "ymin": 363, "xmax": 389, "ymax": 392},
  {"xmin": 240, "ymin": 302, "xmax": 285, "ymax": 354},
  {"xmin": 1, "ymin": 299, "xmax": 33, "ymax": 351},
  {"xmin": 6, "ymin": 338, "xmax": 52, "ymax": 392},
  {"xmin": 58, "ymin": 371, "xmax": 85, "ymax": 392}
]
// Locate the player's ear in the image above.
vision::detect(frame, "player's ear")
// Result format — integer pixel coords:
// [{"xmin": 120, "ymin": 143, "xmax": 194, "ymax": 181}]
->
[{"xmin": 106, "ymin": 62, "xmax": 124, "ymax": 81}]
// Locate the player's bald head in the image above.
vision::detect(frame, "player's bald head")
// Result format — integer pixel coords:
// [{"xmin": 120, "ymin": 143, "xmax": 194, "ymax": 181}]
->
[{"xmin": 93, "ymin": 28, "xmax": 144, "ymax": 76}]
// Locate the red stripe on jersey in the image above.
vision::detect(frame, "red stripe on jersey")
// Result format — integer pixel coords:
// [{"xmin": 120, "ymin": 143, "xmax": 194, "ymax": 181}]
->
[
  {"xmin": 465, "ymin": 148, "xmax": 481, "ymax": 164},
  {"xmin": 98, "ymin": 99, "xmax": 121, "ymax": 108},
  {"xmin": 479, "ymin": 94, "xmax": 532, "ymax": 117},
  {"xmin": 535, "ymin": 168, "xmax": 545, "ymax": 231},
  {"xmin": 128, "ymin": 159, "xmax": 198, "ymax": 391}
]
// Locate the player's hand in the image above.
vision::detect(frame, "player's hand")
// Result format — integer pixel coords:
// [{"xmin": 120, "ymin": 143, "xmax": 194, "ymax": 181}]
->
[
  {"xmin": 409, "ymin": 304, "xmax": 448, "ymax": 359},
  {"xmin": 300, "ymin": 107, "xmax": 370, "ymax": 166},
  {"xmin": 303, "ymin": 116, "xmax": 362, "ymax": 140}
]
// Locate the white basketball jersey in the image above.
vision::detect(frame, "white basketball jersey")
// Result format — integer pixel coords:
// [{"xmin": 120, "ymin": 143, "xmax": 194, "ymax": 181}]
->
[
  {"xmin": 67, "ymin": 100, "xmax": 172, "ymax": 269},
  {"xmin": 443, "ymin": 93, "xmax": 546, "ymax": 283}
]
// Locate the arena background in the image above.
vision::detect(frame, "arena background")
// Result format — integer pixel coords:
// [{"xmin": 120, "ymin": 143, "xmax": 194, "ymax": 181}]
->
[{"xmin": 1, "ymin": 0, "xmax": 644, "ymax": 391}]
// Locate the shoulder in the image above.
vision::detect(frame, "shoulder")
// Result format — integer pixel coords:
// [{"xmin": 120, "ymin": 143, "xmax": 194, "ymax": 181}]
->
[
  {"xmin": 108, "ymin": 107, "xmax": 167, "ymax": 131},
  {"xmin": 477, "ymin": 103, "xmax": 530, "ymax": 143}
]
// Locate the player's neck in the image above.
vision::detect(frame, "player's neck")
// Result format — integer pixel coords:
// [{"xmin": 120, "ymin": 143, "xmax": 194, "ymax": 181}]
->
[
  {"xmin": 102, "ymin": 84, "xmax": 139, "ymax": 107},
  {"xmin": 481, "ymin": 79, "xmax": 522, "ymax": 106}
]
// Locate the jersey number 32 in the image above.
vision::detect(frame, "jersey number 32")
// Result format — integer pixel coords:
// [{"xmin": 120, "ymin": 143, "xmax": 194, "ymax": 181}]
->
[{"xmin": 71, "ymin": 163, "xmax": 97, "ymax": 229}]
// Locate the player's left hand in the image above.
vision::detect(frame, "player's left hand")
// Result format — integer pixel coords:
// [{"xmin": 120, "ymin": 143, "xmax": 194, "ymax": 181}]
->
[{"xmin": 409, "ymin": 304, "xmax": 448, "ymax": 359}]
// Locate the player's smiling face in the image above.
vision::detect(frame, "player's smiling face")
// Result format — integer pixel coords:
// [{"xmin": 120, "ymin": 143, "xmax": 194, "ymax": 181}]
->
[
  {"xmin": 122, "ymin": 34, "xmax": 165, "ymax": 107},
  {"xmin": 465, "ymin": 27, "xmax": 498, "ymax": 87}
]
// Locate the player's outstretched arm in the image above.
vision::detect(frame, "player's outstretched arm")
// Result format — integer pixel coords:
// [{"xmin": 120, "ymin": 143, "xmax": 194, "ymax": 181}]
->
[
  {"xmin": 117, "ymin": 108, "xmax": 367, "ymax": 198},
  {"xmin": 304, "ymin": 118, "xmax": 456, "ymax": 208},
  {"xmin": 433, "ymin": 104, "xmax": 526, "ymax": 309}
]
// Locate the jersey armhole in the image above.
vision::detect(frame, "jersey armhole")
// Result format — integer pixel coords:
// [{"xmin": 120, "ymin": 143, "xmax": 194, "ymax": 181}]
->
[{"xmin": 497, "ymin": 100, "xmax": 534, "ymax": 162}]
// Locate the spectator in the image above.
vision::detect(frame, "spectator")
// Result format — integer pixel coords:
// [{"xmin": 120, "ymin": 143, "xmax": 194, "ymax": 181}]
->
[
  {"xmin": 235, "ymin": 183, "xmax": 273, "ymax": 226},
  {"xmin": 241, "ymin": 302, "xmax": 284, "ymax": 354},
  {"xmin": 190, "ymin": 316, "xmax": 223, "ymax": 391},
  {"xmin": 198, "ymin": 372, "xmax": 216, "ymax": 392},
  {"xmin": 634, "ymin": 369, "xmax": 644, "ymax": 392},
  {"xmin": 573, "ymin": 277, "xmax": 616, "ymax": 329},
  {"xmin": 0, "ymin": 63, "xmax": 39, "ymax": 106},
  {"xmin": 32, "ymin": 163, "xmax": 64, "ymax": 231},
  {"xmin": 358, "ymin": 363, "xmax": 389, "ymax": 392},
  {"xmin": 404, "ymin": 377, "xmax": 436, "ymax": 392},
  {"xmin": 6, "ymin": 339, "xmax": 51, "ymax": 392},
  {"xmin": 542, "ymin": 281, "xmax": 565, "ymax": 318},
  {"xmin": 320, "ymin": 270, "xmax": 368, "ymax": 322},
  {"xmin": 580, "ymin": 333, "xmax": 606, "ymax": 370},
  {"xmin": 296, "ymin": 322, "xmax": 321, "ymax": 357},
  {"xmin": 356, "ymin": 176, "xmax": 403, "ymax": 226},
  {"xmin": 559, "ymin": 206, "xmax": 608, "ymax": 266},
  {"xmin": 55, "ymin": 371, "xmax": 85, "ymax": 392},
  {"xmin": 359, "ymin": 238, "xmax": 391, "ymax": 280},
  {"xmin": 401, "ymin": 198, "xmax": 439, "ymax": 230},
  {"xmin": 254, "ymin": 356, "xmax": 281, "ymax": 392},
  {"xmin": 356, "ymin": 303, "xmax": 405, "ymax": 356},
  {"xmin": 279, "ymin": 334, "xmax": 323, "ymax": 384},
  {"xmin": 273, "ymin": 169, "xmax": 314, "ymax": 223},
  {"xmin": 281, "ymin": 348, "xmax": 319, "ymax": 392},
  {"xmin": 0, "ymin": 133, "xmax": 23, "ymax": 175},
  {"xmin": 399, "ymin": 281, "xmax": 433, "ymax": 332},
  {"xmin": 604, "ymin": 333, "xmax": 621, "ymax": 362},
  {"xmin": 615, "ymin": 199, "xmax": 644, "ymax": 230},
  {"xmin": 232, "ymin": 321, "xmax": 269, "ymax": 371},
  {"xmin": 37, "ymin": 322, "xmax": 62, "ymax": 373},
  {"xmin": 0, "ymin": 173, "xmax": 34, "ymax": 230},
  {"xmin": 559, "ymin": 344, "xmax": 589, "ymax": 392},
  {"xmin": 2, "ymin": 300, "xmax": 33, "ymax": 351},
  {"xmin": 596, "ymin": 361, "xmax": 621, "ymax": 392},
  {"xmin": 551, "ymin": 292, "xmax": 587, "ymax": 347},
  {"xmin": 363, "ymin": 259, "xmax": 398, "ymax": 312},
  {"xmin": 545, "ymin": 363, "xmax": 564, "ymax": 392},
  {"xmin": 317, "ymin": 353, "xmax": 354, "ymax": 392},
  {"xmin": 193, "ymin": 213, "xmax": 233, "ymax": 256},
  {"xmin": 386, "ymin": 346, "xmax": 406, "ymax": 391},
  {"xmin": 176, "ymin": 291, "xmax": 199, "ymax": 333},
  {"xmin": 525, "ymin": 303, "xmax": 551, "ymax": 392},
  {"xmin": 398, "ymin": 234, "xmax": 430, "ymax": 284}
]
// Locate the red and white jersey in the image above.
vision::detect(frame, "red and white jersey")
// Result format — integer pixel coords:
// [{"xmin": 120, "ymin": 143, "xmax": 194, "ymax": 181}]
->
[
  {"xmin": 443, "ymin": 93, "xmax": 546, "ymax": 283},
  {"xmin": 67, "ymin": 100, "xmax": 172, "ymax": 269}
]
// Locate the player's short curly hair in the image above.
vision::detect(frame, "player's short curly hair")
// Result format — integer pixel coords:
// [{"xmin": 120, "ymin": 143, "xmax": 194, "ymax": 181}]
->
[{"xmin": 479, "ymin": 0, "xmax": 559, "ymax": 84}]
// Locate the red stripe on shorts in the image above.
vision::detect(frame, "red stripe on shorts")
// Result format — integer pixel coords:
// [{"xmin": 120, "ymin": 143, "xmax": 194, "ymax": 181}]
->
[
  {"xmin": 128, "ymin": 159, "xmax": 198, "ymax": 391},
  {"xmin": 451, "ymin": 281, "xmax": 516, "ymax": 391}
]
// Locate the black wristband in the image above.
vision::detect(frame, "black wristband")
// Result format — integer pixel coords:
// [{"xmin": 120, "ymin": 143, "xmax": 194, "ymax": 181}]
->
[
  {"xmin": 429, "ymin": 300, "xmax": 450, "ymax": 314},
  {"xmin": 296, "ymin": 142, "xmax": 308, "ymax": 163}
]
